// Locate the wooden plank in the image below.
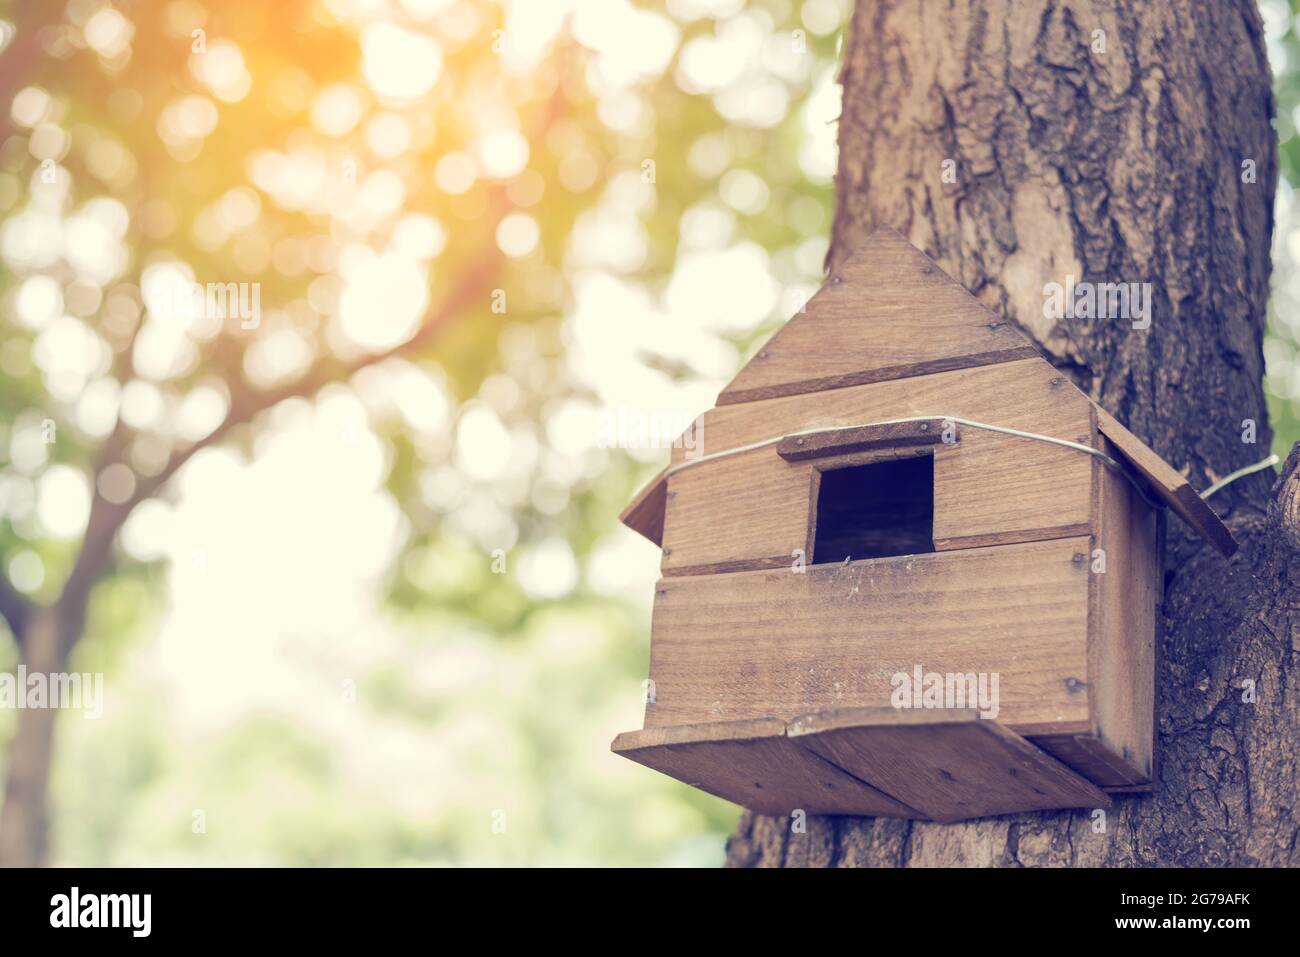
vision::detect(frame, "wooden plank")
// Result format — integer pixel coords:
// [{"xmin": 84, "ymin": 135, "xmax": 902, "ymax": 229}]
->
[
  {"xmin": 788, "ymin": 707, "xmax": 1110, "ymax": 822},
  {"xmin": 776, "ymin": 418, "xmax": 953, "ymax": 462},
  {"xmin": 644, "ymin": 537, "xmax": 1093, "ymax": 735},
  {"xmin": 660, "ymin": 358, "xmax": 1094, "ymax": 575},
  {"xmin": 611, "ymin": 719, "xmax": 920, "ymax": 817},
  {"xmin": 620, "ymin": 467, "xmax": 668, "ymax": 546},
  {"xmin": 1085, "ymin": 435, "xmax": 1157, "ymax": 786},
  {"xmin": 676, "ymin": 357, "xmax": 1085, "ymax": 463},
  {"xmin": 1094, "ymin": 408, "xmax": 1236, "ymax": 557},
  {"xmin": 661, "ymin": 446, "xmax": 811, "ymax": 575},
  {"xmin": 716, "ymin": 227, "xmax": 1039, "ymax": 406},
  {"xmin": 1035, "ymin": 734, "xmax": 1152, "ymax": 791}
]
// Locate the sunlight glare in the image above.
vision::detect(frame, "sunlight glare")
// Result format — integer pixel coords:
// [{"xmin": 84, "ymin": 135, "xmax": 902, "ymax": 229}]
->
[
  {"xmin": 338, "ymin": 249, "xmax": 428, "ymax": 351},
  {"xmin": 455, "ymin": 403, "xmax": 512, "ymax": 481},
  {"xmin": 362, "ymin": 23, "xmax": 443, "ymax": 101},
  {"xmin": 476, "ymin": 128, "xmax": 529, "ymax": 179},
  {"xmin": 36, "ymin": 464, "xmax": 91, "ymax": 540}
]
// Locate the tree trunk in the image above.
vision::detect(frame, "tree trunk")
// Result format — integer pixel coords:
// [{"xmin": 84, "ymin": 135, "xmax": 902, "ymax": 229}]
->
[
  {"xmin": 727, "ymin": 0, "xmax": 1298, "ymax": 868},
  {"xmin": 0, "ymin": 608, "xmax": 72, "ymax": 868},
  {"xmin": 0, "ymin": 471, "xmax": 126, "ymax": 866}
]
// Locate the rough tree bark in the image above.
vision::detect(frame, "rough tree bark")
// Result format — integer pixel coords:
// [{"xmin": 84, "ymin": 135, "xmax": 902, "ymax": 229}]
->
[{"xmin": 727, "ymin": 0, "xmax": 1298, "ymax": 867}]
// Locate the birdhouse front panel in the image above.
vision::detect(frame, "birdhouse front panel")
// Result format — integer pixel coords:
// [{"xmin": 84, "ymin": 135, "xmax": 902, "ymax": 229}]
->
[
  {"xmin": 645, "ymin": 535, "xmax": 1094, "ymax": 731},
  {"xmin": 658, "ymin": 357, "xmax": 1095, "ymax": 576},
  {"xmin": 612, "ymin": 228, "xmax": 1235, "ymax": 822}
]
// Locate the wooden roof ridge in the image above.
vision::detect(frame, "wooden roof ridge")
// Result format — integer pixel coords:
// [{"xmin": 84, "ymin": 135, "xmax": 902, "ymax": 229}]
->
[
  {"xmin": 714, "ymin": 226, "xmax": 1040, "ymax": 406},
  {"xmin": 619, "ymin": 228, "xmax": 1237, "ymax": 558}
]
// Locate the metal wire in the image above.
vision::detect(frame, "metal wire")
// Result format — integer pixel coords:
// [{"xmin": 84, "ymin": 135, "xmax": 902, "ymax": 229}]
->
[
  {"xmin": 663, "ymin": 414, "xmax": 1165, "ymax": 508},
  {"xmin": 1202, "ymin": 453, "xmax": 1280, "ymax": 498},
  {"xmin": 659, "ymin": 413, "xmax": 1279, "ymax": 529}
]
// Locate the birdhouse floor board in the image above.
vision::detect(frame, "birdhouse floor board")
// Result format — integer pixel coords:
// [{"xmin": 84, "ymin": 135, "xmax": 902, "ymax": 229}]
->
[
  {"xmin": 611, "ymin": 719, "xmax": 919, "ymax": 818},
  {"xmin": 788, "ymin": 708, "xmax": 1111, "ymax": 821},
  {"xmin": 612, "ymin": 709, "xmax": 1110, "ymax": 820},
  {"xmin": 1033, "ymin": 733, "xmax": 1152, "ymax": 789}
]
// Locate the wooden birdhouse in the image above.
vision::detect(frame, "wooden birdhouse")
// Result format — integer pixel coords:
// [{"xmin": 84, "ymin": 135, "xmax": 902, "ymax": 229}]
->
[{"xmin": 611, "ymin": 227, "xmax": 1236, "ymax": 823}]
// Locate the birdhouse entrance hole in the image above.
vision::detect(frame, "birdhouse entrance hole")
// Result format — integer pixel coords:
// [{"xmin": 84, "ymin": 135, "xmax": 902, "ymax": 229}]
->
[{"xmin": 811, "ymin": 454, "xmax": 935, "ymax": 563}]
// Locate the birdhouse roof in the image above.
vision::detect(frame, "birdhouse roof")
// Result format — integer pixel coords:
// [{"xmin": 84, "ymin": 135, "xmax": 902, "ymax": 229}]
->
[{"xmin": 621, "ymin": 227, "xmax": 1236, "ymax": 557}]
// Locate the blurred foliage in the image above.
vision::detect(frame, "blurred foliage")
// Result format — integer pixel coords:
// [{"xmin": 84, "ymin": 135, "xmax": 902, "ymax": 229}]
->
[
  {"xmin": 1265, "ymin": 0, "xmax": 1300, "ymax": 455},
  {"xmin": 0, "ymin": 0, "xmax": 845, "ymax": 866}
]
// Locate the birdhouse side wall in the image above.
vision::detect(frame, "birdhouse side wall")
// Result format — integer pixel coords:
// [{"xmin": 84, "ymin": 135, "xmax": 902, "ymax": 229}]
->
[
  {"xmin": 1092, "ymin": 434, "xmax": 1159, "ymax": 785},
  {"xmin": 1027, "ymin": 444, "xmax": 1159, "ymax": 790}
]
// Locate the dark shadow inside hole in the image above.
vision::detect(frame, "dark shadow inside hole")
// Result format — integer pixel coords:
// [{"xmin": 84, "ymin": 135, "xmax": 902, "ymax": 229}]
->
[{"xmin": 812, "ymin": 454, "xmax": 935, "ymax": 563}]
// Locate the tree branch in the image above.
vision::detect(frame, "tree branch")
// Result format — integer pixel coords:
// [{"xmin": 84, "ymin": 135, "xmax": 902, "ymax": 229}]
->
[
  {"xmin": 56, "ymin": 56, "xmax": 568, "ymax": 617},
  {"xmin": 0, "ymin": 567, "xmax": 31, "ymax": 643},
  {"xmin": 0, "ymin": 6, "xmax": 61, "ymax": 142},
  {"xmin": 145, "ymin": 243, "xmax": 503, "ymax": 504},
  {"xmin": 61, "ymin": 236, "xmax": 505, "ymax": 605}
]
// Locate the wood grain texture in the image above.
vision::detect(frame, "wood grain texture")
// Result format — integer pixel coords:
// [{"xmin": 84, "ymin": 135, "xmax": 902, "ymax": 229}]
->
[
  {"xmin": 661, "ymin": 445, "xmax": 812, "ymax": 575},
  {"xmin": 728, "ymin": 0, "xmax": 1286, "ymax": 869},
  {"xmin": 619, "ymin": 467, "xmax": 667, "ymax": 547},
  {"xmin": 715, "ymin": 227, "xmax": 1040, "ymax": 406},
  {"xmin": 611, "ymin": 718, "xmax": 920, "ymax": 817},
  {"xmin": 644, "ymin": 536, "xmax": 1093, "ymax": 735},
  {"xmin": 1085, "ymin": 435, "xmax": 1158, "ymax": 786},
  {"xmin": 788, "ymin": 707, "xmax": 1110, "ymax": 821},
  {"xmin": 1094, "ymin": 408, "xmax": 1237, "ymax": 557},
  {"xmin": 660, "ymin": 358, "xmax": 1094, "ymax": 574},
  {"xmin": 612, "ymin": 710, "xmax": 1110, "ymax": 820},
  {"xmin": 776, "ymin": 418, "xmax": 953, "ymax": 461},
  {"xmin": 1034, "ymin": 733, "xmax": 1157, "ymax": 794}
]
